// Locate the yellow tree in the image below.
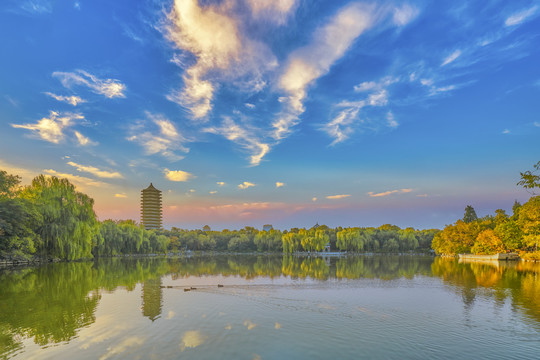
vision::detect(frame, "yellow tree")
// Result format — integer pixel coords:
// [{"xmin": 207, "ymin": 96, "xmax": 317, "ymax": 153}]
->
[
  {"xmin": 471, "ymin": 229, "xmax": 505, "ymax": 255},
  {"xmin": 518, "ymin": 196, "xmax": 540, "ymax": 251}
]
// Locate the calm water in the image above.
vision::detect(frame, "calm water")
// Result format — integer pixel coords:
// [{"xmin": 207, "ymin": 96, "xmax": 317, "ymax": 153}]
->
[{"xmin": 1, "ymin": 255, "xmax": 539, "ymax": 359}]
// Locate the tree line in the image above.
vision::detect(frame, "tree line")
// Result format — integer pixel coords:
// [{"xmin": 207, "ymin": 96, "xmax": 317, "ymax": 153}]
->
[
  {"xmin": 432, "ymin": 161, "xmax": 540, "ymax": 258},
  {"xmin": 0, "ymin": 170, "xmax": 439, "ymax": 261}
]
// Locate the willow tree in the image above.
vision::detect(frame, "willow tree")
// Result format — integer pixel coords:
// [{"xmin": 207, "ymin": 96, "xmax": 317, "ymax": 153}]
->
[
  {"xmin": 0, "ymin": 170, "xmax": 41, "ymax": 258},
  {"xmin": 20, "ymin": 175, "xmax": 97, "ymax": 260}
]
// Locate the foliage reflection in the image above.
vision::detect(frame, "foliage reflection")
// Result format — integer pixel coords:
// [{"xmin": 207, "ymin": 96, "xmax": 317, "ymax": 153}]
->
[{"xmin": 1, "ymin": 255, "xmax": 539, "ymax": 357}]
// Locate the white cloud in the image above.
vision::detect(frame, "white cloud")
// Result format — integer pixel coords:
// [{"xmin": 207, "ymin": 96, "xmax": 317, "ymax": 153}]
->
[
  {"xmin": 275, "ymin": 182, "xmax": 285, "ymax": 188},
  {"xmin": 429, "ymin": 84, "xmax": 456, "ymax": 96},
  {"xmin": 441, "ymin": 50, "xmax": 461, "ymax": 66},
  {"xmin": 244, "ymin": 103, "xmax": 255, "ymax": 109},
  {"xmin": 274, "ymin": 2, "xmax": 376, "ymax": 140},
  {"xmin": 205, "ymin": 117, "xmax": 270, "ymax": 166},
  {"xmin": 67, "ymin": 161, "xmax": 123, "ymax": 179},
  {"xmin": 505, "ymin": 6, "xmax": 538, "ymax": 27},
  {"xmin": 392, "ymin": 4, "xmax": 419, "ymax": 26},
  {"xmin": 11, "ymin": 111, "xmax": 83, "ymax": 144},
  {"xmin": 246, "ymin": 0, "xmax": 298, "ymax": 24},
  {"xmin": 238, "ymin": 181, "xmax": 255, "ymax": 189},
  {"xmin": 386, "ymin": 112, "xmax": 398, "ymax": 128},
  {"xmin": 164, "ymin": 169, "xmax": 195, "ymax": 182},
  {"xmin": 323, "ymin": 106, "xmax": 361, "ymax": 145},
  {"xmin": 127, "ymin": 112, "xmax": 189, "ymax": 161},
  {"xmin": 165, "ymin": 0, "xmax": 277, "ymax": 120},
  {"xmin": 502, "ymin": 129, "xmax": 510, "ymax": 134},
  {"xmin": 52, "ymin": 70, "xmax": 126, "ymax": 98},
  {"xmin": 44, "ymin": 92, "xmax": 86, "ymax": 106},
  {"xmin": 326, "ymin": 194, "xmax": 351, "ymax": 200},
  {"xmin": 74, "ymin": 131, "xmax": 96, "ymax": 146},
  {"xmin": 368, "ymin": 188, "xmax": 412, "ymax": 197},
  {"xmin": 20, "ymin": 0, "xmax": 52, "ymax": 14},
  {"xmin": 43, "ymin": 169, "xmax": 107, "ymax": 190},
  {"xmin": 534, "ymin": 122, "xmax": 540, "ymax": 127}
]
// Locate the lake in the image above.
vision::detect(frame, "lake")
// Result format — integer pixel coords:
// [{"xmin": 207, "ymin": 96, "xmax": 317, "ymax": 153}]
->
[{"xmin": 1, "ymin": 255, "xmax": 539, "ymax": 359}]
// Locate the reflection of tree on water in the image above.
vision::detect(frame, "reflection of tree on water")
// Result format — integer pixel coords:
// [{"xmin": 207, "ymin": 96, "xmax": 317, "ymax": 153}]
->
[
  {"xmin": 0, "ymin": 263, "xmax": 100, "ymax": 356},
  {"xmin": 432, "ymin": 258, "xmax": 540, "ymax": 323},
  {"xmin": 0, "ymin": 257, "xmax": 170, "ymax": 356},
  {"xmin": 142, "ymin": 277, "xmax": 162, "ymax": 322},
  {"xmin": 336, "ymin": 256, "xmax": 433, "ymax": 280},
  {"xmin": 2, "ymin": 255, "xmax": 540, "ymax": 356}
]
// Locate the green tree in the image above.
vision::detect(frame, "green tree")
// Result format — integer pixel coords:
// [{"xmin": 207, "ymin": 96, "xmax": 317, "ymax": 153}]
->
[
  {"xmin": 19, "ymin": 175, "xmax": 97, "ymax": 260},
  {"xmin": 0, "ymin": 170, "xmax": 22, "ymax": 198},
  {"xmin": 1, "ymin": 170, "xmax": 41, "ymax": 258},
  {"xmin": 463, "ymin": 205, "xmax": 478, "ymax": 223},
  {"xmin": 517, "ymin": 161, "xmax": 540, "ymax": 194}
]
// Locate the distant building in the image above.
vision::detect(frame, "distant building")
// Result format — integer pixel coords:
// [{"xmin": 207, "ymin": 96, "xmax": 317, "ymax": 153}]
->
[
  {"xmin": 262, "ymin": 224, "xmax": 273, "ymax": 232},
  {"xmin": 141, "ymin": 183, "xmax": 162, "ymax": 230}
]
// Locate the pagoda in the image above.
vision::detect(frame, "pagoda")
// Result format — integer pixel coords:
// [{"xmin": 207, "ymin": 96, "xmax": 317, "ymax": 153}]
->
[{"xmin": 141, "ymin": 183, "xmax": 162, "ymax": 230}]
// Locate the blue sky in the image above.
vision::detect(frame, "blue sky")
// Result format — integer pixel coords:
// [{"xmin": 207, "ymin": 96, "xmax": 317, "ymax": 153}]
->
[{"xmin": 1, "ymin": 0, "xmax": 539, "ymax": 230}]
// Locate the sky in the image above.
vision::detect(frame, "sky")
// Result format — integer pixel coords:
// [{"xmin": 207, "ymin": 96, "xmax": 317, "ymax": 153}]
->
[{"xmin": 1, "ymin": 0, "xmax": 539, "ymax": 231}]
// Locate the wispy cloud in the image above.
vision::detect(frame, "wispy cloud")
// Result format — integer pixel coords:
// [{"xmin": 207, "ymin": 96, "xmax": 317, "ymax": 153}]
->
[
  {"xmin": 368, "ymin": 188, "xmax": 412, "ymax": 197},
  {"xmin": 52, "ymin": 70, "xmax": 126, "ymax": 98},
  {"xmin": 534, "ymin": 122, "xmax": 540, "ymax": 127},
  {"xmin": 11, "ymin": 111, "xmax": 83, "ymax": 144},
  {"xmin": 386, "ymin": 111, "xmax": 398, "ymax": 128},
  {"xmin": 164, "ymin": 169, "xmax": 195, "ymax": 182},
  {"xmin": 326, "ymin": 194, "xmax": 351, "ymax": 200},
  {"xmin": 217, "ymin": 181, "xmax": 226, "ymax": 186},
  {"xmin": 392, "ymin": 4, "xmax": 419, "ymax": 26},
  {"xmin": 43, "ymin": 169, "xmax": 108, "ymax": 189},
  {"xmin": 502, "ymin": 129, "xmax": 510, "ymax": 134},
  {"xmin": 246, "ymin": 0, "xmax": 298, "ymax": 24},
  {"xmin": 274, "ymin": 2, "xmax": 376, "ymax": 140},
  {"xmin": 322, "ymin": 75, "xmax": 400, "ymax": 144},
  {"xmin": 67, "ymin": 161, "xmax": 123, "ymax": 179},
  {"xmin": 441, "ymin": 50, "xmax": 462, "ymax": 66},
  {"xmin": 276, "ymin": 182, "xmax": 285, "ymax": 188},
  {"xmin": 165, "ymin": 0, "xmax": 276, "ymax": 120},
  {"xmin": 238, "ymin": 181, "xmax": 255, "ymax": 189},
  {"xmin": 205, "ymin": 117, "xmax": 270, "ymax": 166},
  {"xmin": 127, "ymin": 112, "xmax": 189, "ymax": 161},
  {"xmin": 114, "ymin": 193, "xmax": 127, "ymax": 198},
  {"xmin": 44, "ymin": 92, "xmax": 86, "ymax": 106},
  {"xmin": 20, "ymin": 0, "xmax": 52, "ymax": 14},
  {"xmin": 74, "ymin": 131, "xmax": 96, "ymax": 146},
  {"xmin": 505, "ymin": 6, "xmax": 538, "ymax": 27}
]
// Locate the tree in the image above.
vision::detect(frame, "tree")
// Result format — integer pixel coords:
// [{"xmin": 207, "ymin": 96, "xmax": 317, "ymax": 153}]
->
[
  {"xmin": 19, "ymin": 175, "xmax": 97, "ymax": 260},
  {"xmin": 463, "ymin": 205, "xmax": 478, "ymax": 223},
  {"xmin": 517, "ymin": 161, "xmax": 540, "ymax": 194},
  {"xmin": 0, "ymin": 170, "xmax": 41, "ymax": 258},
  {"xmin": 0, "ymin": 170, "xmax": 22, "ymax": 198},
  {"xmin": 518, "ymin": 196, "xmax": 540, "ymax": 251},
  {"xmin": 471, "ymin": 229, "xmax": 504, "ymax": 255}
]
